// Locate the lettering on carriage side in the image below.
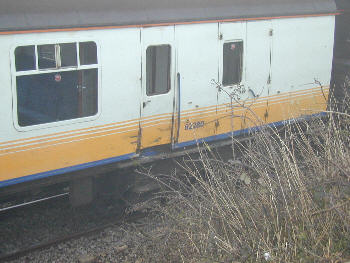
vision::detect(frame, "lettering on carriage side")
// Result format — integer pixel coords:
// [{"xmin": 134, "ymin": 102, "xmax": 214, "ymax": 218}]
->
[{"xmin": 184, "ymin": 120, "xmax": 205, "ymax": 130}]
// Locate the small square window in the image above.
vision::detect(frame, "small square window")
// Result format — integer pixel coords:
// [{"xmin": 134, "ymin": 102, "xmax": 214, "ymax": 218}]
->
[
  {"xmin": 15, "ymin": 46, "xmax": 36, "ymax": 71},
  {"xmin": 79, "ymin": 42, "xmax": 97, "ymax": 65},
  {"xmin": 60, "ymin": 43, "xmax": 77, "ymax": 67},
  {"xmin": 38, "ymin": 44, "xmax": 56, "ymax": 69},
  {"xmin": 222, "ymin": 41, "xmax": 243, "ymax": 86}
]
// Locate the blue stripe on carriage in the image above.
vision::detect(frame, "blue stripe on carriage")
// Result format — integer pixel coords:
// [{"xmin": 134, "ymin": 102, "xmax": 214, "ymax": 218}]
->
[{"xmin": 0, "ymin": 152, "xmax": 137, "ymax": 188}]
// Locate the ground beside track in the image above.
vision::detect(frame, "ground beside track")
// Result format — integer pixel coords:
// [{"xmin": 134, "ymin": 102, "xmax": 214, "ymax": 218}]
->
[{"xmin": 6, "ymin": 212, "xmax": 169, "ymax": 263}]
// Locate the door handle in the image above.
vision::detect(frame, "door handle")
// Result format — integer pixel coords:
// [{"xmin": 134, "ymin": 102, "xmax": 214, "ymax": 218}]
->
[{"xmin": 143, "ymin": 100, "xmax": 151, "ymax": 108}]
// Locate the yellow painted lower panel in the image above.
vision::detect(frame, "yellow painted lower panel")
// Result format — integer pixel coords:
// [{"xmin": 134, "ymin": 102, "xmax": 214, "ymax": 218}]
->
[
  {"xmin": 141, "ymin": 119, "xmax": 173, "ymax": 148},
  {"xmin": 0, "ymin": 129, "xmax": 138, "ymax": 181},
  {"xmin": 0, "ymin": 87, "xmax": 329, "ymax": 183}
]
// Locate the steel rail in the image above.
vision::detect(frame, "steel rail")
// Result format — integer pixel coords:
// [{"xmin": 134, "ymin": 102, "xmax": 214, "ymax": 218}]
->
[{"xmin": 0, "ymin": 192, "xmax": 69, "ymax": 213}]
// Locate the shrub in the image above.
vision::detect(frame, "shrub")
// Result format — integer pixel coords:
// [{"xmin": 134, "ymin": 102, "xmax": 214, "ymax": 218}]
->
[{"xmin": 155, "ymin": 113, "xmax": 350, "ymax": 262}]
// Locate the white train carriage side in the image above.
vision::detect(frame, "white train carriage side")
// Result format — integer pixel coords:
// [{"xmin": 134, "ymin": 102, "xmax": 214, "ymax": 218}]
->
[{"xmin": 0, "ymin": 0, "xmax": 337, "ymax": 191}]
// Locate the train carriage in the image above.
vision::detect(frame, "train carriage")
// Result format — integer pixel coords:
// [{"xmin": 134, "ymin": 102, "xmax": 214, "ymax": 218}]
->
[{"xmin": 0, "ymin": 0, "xmax": 337, "ymax": 197}]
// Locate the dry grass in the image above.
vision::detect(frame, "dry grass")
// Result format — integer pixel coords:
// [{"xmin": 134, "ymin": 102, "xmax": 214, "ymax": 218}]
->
[{"xmin": 148, "ymin": 88, "xmax": 350, "ymax": 262}]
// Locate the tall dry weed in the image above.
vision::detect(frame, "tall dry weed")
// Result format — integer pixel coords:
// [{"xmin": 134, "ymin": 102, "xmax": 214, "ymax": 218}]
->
[{"xmin": 154, "ymin": 85, "xmax": 350, "ymax": 262}]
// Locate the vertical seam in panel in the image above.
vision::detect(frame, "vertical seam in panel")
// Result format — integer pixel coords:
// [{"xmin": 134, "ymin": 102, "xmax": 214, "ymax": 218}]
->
[{"xmin": 137, "ymin": 28, "xmax": 143, "ymax": 152}]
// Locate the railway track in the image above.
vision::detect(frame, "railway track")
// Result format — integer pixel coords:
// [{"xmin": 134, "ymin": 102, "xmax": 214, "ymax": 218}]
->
[
  {"xmin": 0, "ymin": 173, "xmax": 156, "ymax": 262},
  {"xmin": 0, "ymin": 210, "xmax": 147, "ymax": 262}
]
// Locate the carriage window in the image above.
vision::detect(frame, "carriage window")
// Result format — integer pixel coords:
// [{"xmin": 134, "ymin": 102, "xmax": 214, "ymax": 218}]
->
[
  {"xmin": 14, "ymin": 42, "xmax": 98, "ymax": 127},
  {"xmin": 38, "ymin": 43, "xmax": 77, "ymax": 69},
  {"xmin": 15, "ymin": 46, "xmax": 36, "ymax": 71},
  {"xmin": 222, "ymin": 41, "xmax": 243, "ymax": 86},
  {"xmin": 146, "ymin": 45, "xmax": 171, "ymax": 96}
]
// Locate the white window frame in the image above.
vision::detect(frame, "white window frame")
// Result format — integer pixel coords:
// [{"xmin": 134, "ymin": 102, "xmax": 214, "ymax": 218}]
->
[{"xmin": 11, "ymin": 39, "xmax": 101, "ymax": 132}]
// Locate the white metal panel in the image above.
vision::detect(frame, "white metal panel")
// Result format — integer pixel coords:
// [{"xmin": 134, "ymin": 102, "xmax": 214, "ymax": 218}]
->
[
  {"xmin": 245, "ymin": 20, "xmax": 273, "ymax": 99},
  {"xmin": 175, "ymin": 23, "xmax": 219, "ymax": 110},
  {"xmin": 1, "ymin": 28, "xmax": 142, "ymax": 141},
  {"xmin": 271, "ymin": 16, "xmax": 335, "ymax": 94},
  {"xmin": 98, "ymin": 28, "xmax": 141, "ymax": 123}
]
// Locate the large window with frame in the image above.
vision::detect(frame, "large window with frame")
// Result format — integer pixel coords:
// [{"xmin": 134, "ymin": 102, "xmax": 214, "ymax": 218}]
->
[
  {"xmin": 146, "ymin": 45, "xmax": 171, "ymax": 96},
  {"xmin": 222, "ymin": 41, "xmax": 243, "ymax": 86},
  {"xmin": 14, "ymin": 41, "xmax": 98, "ymax": 127}
]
